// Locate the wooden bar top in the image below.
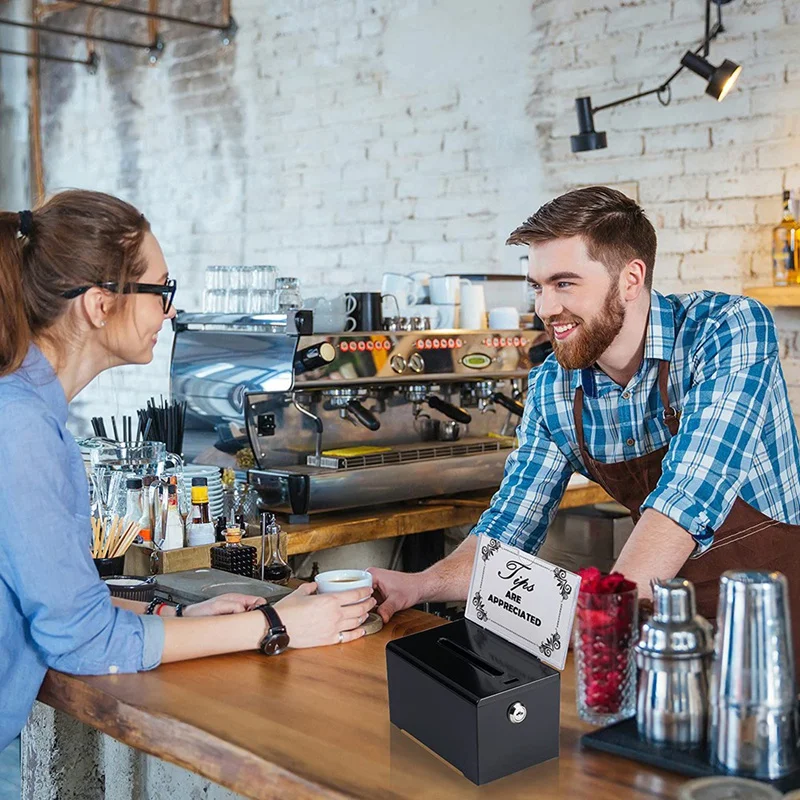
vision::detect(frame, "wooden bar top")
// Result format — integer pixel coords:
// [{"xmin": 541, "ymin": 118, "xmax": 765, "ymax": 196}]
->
[
  {"xmin": 38, "ymin": 609, "xmax": 684, "ymax": 800},
  {"xmin": 127, "ymin": 481, "xmax": 613, "ymax": 575}
]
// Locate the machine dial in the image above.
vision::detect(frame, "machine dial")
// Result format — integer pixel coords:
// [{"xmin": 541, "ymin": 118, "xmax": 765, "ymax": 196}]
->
[
  {"xmin": 408, "ymin": 353, "xmax": 425, "ymax": 374},
  {"xmin": 390, "ymin": 354, "xmax": 407, "ymax": 374}
]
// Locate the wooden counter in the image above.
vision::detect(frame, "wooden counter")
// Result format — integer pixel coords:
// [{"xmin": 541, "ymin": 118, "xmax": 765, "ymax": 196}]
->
[
  {"xmin": 126, "ymin": 481, "xmax": 613, "ymax": 575},
  {"xmin": 38, "ymin": 609, "xmax": 684, "ymax": 799}
]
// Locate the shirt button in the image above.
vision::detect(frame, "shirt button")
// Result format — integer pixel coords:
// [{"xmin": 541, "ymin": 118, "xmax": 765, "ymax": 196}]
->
[
  {"xmin": 622, "ymin": 391, "xmax": 631, "ymax": 399},
  {"xmin": 109, "ymin": 665, "xmax": 119, "ymax": 675},
  {"xmin": 626, "ymin": 438, "xmax": 635, "ymax": 446}
]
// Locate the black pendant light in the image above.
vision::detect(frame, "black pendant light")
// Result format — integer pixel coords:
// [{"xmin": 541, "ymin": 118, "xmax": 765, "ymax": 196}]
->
[{"xmin": 570, "ymin": 0, "xmax": 742, "ymax": 153}]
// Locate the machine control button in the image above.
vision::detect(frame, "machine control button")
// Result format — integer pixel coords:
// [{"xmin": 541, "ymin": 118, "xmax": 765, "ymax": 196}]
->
[
  {"xmin": 257, "ymin": 413, "xmax": 276, "ymax": 437},
  {"xmin": 408, "ymin": 353, "xmax": 425, "ymax": 373},
  {"xmin": 390, "ymin": 355, "xmax": 407, "ymax": 374},
  {"xmin": 508, "ymin": 702, "xmax": 527, "ymax": 724}
]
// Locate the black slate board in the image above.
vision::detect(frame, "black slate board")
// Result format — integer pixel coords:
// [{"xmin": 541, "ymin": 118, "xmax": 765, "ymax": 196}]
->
[{"xmin": 581, "ymin": 717, "xmax": 800, "ymax": 793}]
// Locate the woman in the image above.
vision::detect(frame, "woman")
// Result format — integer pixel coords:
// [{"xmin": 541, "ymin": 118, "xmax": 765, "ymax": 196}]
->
[{"xmin": 0, "ymin": 190, "xmax": 374, "ymax": 751}]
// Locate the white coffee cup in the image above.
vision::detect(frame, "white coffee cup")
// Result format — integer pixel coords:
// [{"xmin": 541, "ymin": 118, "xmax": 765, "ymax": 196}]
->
[
  {"xmin": 381, "ymin": 273, "xmax": 415, "ymax": 309},
  {"xmin": 459, "ymin": 280, "xmax": 487, "ymax": 330},
  {"xmin": 430, "ymin": 275, "xmax": 460, "ymax": 304},
  {"xmin": 435, "ymin": 303, "xmax": 459, "ymax": 328},
  {"xmin": 488, "ymin": 306, "xmax": 521, "ymax": 330},
  {"xmin": 316, "ymin": 569, "xmax": 373, "ymax": 594}
]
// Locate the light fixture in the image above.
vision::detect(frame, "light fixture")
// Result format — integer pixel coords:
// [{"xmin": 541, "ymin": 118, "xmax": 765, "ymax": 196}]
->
[
  {"xmin": 570, "ymin": 0, "xmax": 741, "ymax": 153},
  {"xmin": 680, "ymin": 52, "xmax": 742, "ymax": 101}
]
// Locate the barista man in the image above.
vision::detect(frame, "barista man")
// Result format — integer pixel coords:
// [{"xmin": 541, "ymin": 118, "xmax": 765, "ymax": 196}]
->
[{"xmin": 370, "ymin": 186, "xmax": 800, "ymax": 640}]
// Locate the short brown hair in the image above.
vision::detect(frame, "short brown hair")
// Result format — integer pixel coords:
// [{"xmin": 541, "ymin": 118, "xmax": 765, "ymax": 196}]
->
[
  {"xmin": 506, "ymin": 186, "xmax": 657, "ymax": 289},
  {"xmin": 0, "ymin": 190, "xmax": 151, "ymax": 376}
]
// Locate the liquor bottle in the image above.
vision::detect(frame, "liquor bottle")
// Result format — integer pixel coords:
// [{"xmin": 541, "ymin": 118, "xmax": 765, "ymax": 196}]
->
[
  {"xmin": 187, "ymin": 477, "xmax": 216, "ymax": 547},
  {"xmin": 210, "ymin": 527, "xmax": 257, "ymax": 577},
  {"xmin": 772, "ymin": 190, "xmax": 798, "ymax": 286},
  {"xmin": 259, "ymin": 511, "xmax": 291, "ymax": 585}
]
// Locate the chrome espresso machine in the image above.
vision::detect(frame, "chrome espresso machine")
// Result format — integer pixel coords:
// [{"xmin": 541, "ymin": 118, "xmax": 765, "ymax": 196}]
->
[{"xmin": 171, "ymin": 311, "xmax": 551, "ymax": 521}]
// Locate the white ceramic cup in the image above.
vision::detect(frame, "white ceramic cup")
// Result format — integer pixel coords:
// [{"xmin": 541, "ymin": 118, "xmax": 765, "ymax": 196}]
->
[
  {"xmin": 381, "ymin": 273, "xmax": 416, "ymax": 308},
  {"xmin": 459, "ymin": 280, "xmax": 487, "ymax": 330},
  {"xmin": 435, "ymin": 303, "xmax": 459, "ymax": 328},
  {"xmin": 316, "ymin": 569, "xmax": 373, "ymax": 596},
  {"xmin": 488, "ymin": 306, "xmax": 521, "ymax": 330},
  {"xmin": 430, "ymin": 275, "xmax": 460, "ymax": 304}
]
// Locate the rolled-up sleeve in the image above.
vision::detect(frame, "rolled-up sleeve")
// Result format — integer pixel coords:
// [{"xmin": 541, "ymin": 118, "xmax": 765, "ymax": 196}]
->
[
  {"xmin": 641, "ymin": 297, "xmax": 778, "ymax": 552},
  {"xmin": 0, "ymin": 401, "xmax": 164, "ymax": 675},
  {"xmin": 471, "ymin": 371, "xmax": 572, "ymax": 554}
]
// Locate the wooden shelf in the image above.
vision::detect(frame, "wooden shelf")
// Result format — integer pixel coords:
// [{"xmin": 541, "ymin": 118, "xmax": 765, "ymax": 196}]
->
[{"xmin": 743, "ymin": 285, "xmax": 800, "ymax": 307}]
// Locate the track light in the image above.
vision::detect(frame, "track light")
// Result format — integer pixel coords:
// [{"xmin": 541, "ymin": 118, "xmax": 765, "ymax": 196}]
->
[
  {"xmin": 680, "ymin": 51, "xmax": 742, "ymax": 101},
  {"xmin": 569, "ymin": 0, "xmax": 742, "ymax": 154},
  {"xmin": 570, "ymin": 98, "xmax": 607, "ymax": 153}
]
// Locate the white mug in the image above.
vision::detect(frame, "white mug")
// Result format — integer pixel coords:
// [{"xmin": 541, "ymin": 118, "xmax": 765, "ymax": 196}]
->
[
  {"xmin": 459, "ymin": 280, "xmax": 487, "ymax": 330},
  {"xmin": 488, "ymin": 306, "xmax": 521, "ymax": 330},
  {"xmin": 435, "ymin": 303, "xmax": 459, "ymax": 328},
  {"xmin": 381, "ymin": 273, "xmax": 415, "ymax": 309},
  {"xmin": 430, "ymin": 275, "xmax": 460, "ymax": 305},
  {"xmin": 316, "ymin": 570, "xmax": 373, "ymax": 598}
]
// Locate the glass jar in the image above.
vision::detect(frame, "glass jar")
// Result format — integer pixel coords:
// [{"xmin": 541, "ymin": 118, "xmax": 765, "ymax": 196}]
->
[
  {"xmin": 574, "ymin": 585, "xmax": 637, "ymax": 725},
  {"xmin": 276, "ymin": 277, "xmax": 302, "ymax": 312}
]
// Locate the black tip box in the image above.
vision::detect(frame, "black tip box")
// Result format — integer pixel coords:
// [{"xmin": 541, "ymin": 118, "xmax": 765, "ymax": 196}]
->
[{"xmin": 386, "ymin": 618, "xmax": 560, "ymax": 785}]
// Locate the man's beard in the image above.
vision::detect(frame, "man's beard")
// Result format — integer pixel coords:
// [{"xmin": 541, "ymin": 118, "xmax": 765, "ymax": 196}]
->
[{"xmin": 544, "ymin": 284, "xmax": 626, "ymax": 371}]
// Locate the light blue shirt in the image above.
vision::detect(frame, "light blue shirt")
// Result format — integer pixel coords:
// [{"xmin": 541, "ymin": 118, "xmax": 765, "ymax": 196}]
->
[
  {"xmin": 0, "ymin": 345, "xmax": 164, "ymax": 750},
  {"xmin": 473, "ymin": 291, "xmax": 800, "ymax": 554}
]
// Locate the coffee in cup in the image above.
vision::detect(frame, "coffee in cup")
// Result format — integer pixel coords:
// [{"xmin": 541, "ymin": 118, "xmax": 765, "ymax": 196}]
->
[{"xmin": 316, "ymin": 569, "xmax": 373, "ymax": 594}]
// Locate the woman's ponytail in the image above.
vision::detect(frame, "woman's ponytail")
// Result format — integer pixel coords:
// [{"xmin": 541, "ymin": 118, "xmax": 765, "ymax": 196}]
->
[{"xmin": 0, "ymin": 212, "xmax": 33, "ymax": 376}]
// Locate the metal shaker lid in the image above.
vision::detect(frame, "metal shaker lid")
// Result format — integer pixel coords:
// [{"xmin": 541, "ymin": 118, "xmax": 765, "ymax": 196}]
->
[
  {"xmin": 677, "ymin": 776, "xmax": 782, "ymax": 800},
  {"xmin": 636, "ymin": 578, "xmax": 713, "ymax": 659}
]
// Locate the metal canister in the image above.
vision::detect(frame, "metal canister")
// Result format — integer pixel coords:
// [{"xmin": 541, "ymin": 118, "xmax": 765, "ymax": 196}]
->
[
  {"xmin": 709, "ymin": 570, "xmax": 798, "ymax": 779},
  {"xmin": 635, "ymin": 578, "xmax": 713, "ymax": 748}
]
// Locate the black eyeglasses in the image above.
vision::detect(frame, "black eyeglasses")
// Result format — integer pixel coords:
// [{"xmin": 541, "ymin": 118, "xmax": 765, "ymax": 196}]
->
[{"xmin": 62, "ymin": 279, "xmax": 177, "ymax": 314}]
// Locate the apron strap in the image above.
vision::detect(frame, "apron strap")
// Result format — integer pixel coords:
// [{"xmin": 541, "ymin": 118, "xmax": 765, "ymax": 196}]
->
[
  {"xmin": 573, "ymin": 385, "xmax": 588, "ymax": 453},
  {"xmin": 658, "ymin": 360, "xmax": 680, "ymax": 437}
]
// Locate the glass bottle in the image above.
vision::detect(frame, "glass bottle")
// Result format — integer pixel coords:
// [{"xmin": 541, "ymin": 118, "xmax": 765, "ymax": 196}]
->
[
  {"xmin": 259, "ymin": 511, "xmax": 291, "ymax": 585},
  {"xmin": 772, "ymin": 190, "xmax": 798, "ymax": 286},
  {"xmin": 123, "ymin": 477, "xmax": 145, "ymax": 543},
  {"xmin": 162, "ymin": 484, "xmax": 185, "ymax": 551},
  {"xmin": 210, "ymin": 527, "xmax": 257, "ymax": 577},
  {"xmin": 187, "ymin": 477, "xmax": 216, "ymax": 547}
]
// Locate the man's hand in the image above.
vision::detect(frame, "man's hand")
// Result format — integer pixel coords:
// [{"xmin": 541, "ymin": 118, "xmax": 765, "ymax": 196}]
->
[
  {"xmin": 367, "ymin": 569, "xmax": 425, "ymax": 623},
  {"xmin": 183, "ymin": 593, "xmax": 267, "ymax": 618}
]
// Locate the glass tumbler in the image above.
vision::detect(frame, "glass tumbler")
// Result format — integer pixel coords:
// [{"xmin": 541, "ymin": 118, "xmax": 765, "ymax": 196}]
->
[
  {"xmin": 574, "ymin": 585, "xmax": 638, "ymax": 725},
  {"xmin": 276, "ymin": 277, "xmax": 302, "ymax": 311}
]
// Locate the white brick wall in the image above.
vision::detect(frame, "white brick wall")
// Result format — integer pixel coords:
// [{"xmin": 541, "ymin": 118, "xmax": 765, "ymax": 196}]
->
[{"xmin": 10, "ymin": 0, "xmax": 800, "ymax": 431}]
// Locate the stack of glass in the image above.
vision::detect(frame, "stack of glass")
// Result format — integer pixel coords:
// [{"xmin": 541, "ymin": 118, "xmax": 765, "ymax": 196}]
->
[{"xmin": 202, "ymin": 265, "xmax": 282, "ymax": 314}]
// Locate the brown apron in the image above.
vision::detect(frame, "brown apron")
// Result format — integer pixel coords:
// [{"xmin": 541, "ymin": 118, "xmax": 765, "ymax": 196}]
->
[{"xmin": 573, "ymin": 360, "xmax": 800, "ymax": 667}]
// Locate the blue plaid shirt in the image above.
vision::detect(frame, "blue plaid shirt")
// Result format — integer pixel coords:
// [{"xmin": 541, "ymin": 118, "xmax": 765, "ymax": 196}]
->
[{"xmin": 473, "ymin": 290, "xmax": 800, "ymax": 555}]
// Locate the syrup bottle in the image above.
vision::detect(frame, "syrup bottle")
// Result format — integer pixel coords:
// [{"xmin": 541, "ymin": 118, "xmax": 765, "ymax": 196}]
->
[{"xmin": 259, "ymin": 511, "xmax": 291, "ymax": 585}]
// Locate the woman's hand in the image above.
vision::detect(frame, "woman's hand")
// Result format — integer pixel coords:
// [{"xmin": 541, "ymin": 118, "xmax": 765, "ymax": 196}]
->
[
  {"xmin": 274, "ymin": 582, "xmax": 375, "ymax": 648},
  {"xmin": 183, "ymin": 593, "xmax": 267, "ymax": 618}
]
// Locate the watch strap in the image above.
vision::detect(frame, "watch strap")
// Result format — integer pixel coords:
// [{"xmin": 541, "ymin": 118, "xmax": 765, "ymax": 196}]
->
[{"xmin": 257, "ymin": 604, "xmax": 289, "ymax": 655}]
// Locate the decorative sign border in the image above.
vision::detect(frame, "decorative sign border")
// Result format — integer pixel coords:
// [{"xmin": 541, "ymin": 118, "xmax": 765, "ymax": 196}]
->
[{"xmin": 465, "ymin": 534, "xmax": 580, "ymax": 671}]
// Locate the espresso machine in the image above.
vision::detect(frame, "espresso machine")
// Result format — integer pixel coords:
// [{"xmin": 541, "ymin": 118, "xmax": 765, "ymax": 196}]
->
[{"xmin": 171, "ymin": 311, "xmax": 552, "ymax": 521}]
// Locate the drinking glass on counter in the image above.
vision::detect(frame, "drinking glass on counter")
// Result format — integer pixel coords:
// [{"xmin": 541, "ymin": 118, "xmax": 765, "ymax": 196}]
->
[
  {"xmin": 574, "ymin": 568, "xmax": 638, "ymax": 726},
  {"xmin": 276, "ymin": 277, "xmax": 302, "ymax": 311}
]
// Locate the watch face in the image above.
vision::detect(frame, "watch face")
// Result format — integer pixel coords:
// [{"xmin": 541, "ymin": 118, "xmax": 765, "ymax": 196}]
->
[{"xmin": 263, "ymin": 631, "xmax": 290, "ymax": 656}]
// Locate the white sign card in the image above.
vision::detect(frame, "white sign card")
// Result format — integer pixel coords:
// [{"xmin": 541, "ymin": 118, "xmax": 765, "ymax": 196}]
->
[{"xmin": 465, "ymin": 534, "xmax": 581, "ymax": 671}]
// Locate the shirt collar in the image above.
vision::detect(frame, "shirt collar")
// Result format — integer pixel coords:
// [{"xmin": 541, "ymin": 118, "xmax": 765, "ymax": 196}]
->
[
  {"xmin": 20, "ymin": 344, "xmax": 69, "ymax": 426},
  {"xmin": 571, "ymin": 290, "xmax": 676, "ymax": 397}
]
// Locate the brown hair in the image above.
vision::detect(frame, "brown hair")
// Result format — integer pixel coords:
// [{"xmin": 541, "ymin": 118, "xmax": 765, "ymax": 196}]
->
[
  {"xmin": 506, "ymin": 186, "xmax": 658, "ymax": 290},
  {"xmin": 0, "ymin": 190, "xmax": 151, "ymax": 376}
]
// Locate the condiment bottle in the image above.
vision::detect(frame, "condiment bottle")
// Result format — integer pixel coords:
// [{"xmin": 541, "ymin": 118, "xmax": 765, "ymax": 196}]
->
[
  {"xmin": 210, "ymin": 527, "xmax": 257, "ymax": 577},
  {"xmin": 187, "ymin": 477, "xmax": 216, "ymax": 547},
  {"xmin": 124, "ymin": 477, "xmax": 145, "ymax": 543},
  {"xmin": 260, "ymin": 511, "xmax": 291, "ymax": 585},
  {"xmin": 161, "ymin": 484, "xmax": 185, "ymax": 551}
]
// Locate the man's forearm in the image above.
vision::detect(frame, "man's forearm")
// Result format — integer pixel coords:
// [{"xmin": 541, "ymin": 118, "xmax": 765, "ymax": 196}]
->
[
  {"xmin": 613, "ymin": 508, "xmax": 696, "ymax": 600},
  {"xmin": 417, "ymin": 535, "xmax": 478, "ymax": 603}
]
